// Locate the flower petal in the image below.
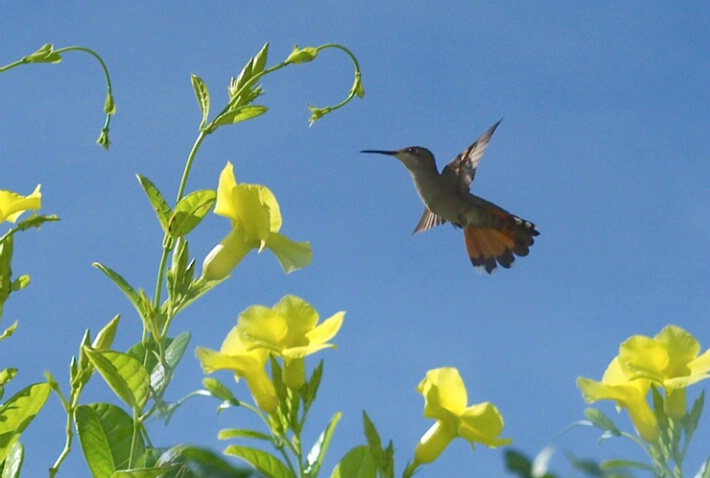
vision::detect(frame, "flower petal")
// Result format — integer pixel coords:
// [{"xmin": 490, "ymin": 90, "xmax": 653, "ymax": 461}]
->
[
  {"xmin": 201, "ymin": 228, "xmax": 255, "ymax": 280},
  {"xmin": 625, "ymin": 395, "xmax": 659, "ymax": 442},
  {"xmin": 458, "ymin": 402, "xmax": 511, "ymax": 448},
  {"xmin": 577, "ymin": 376, "xmax": 658, "ymax": 442},
  {"xmin": 257, "ymin": 185, "xmax": 282, "ymax": 233},
  {"xmin": 413, "ymin": 420, "xmax": 457, "ymax": 465},
  {"xmin": 619, "ymin": 336, "xmax": 669, "ymax": 380},
  {"xmin": 266, "ymin": 232, "xmax": 312, "ymax": 274},
  {"xmin": 230, "ymin": 184, "xmax": 272, "ymax": 243},
  {"xmin": 195, "ymin": 346, "xmax": 261, "ymax": 375},
  {"xmin": 418, "ymin": 368, "xmax": 468, "ymax": 417},
  {"xmin": 281, "ymin": 343, "xmax": 335, "ymax": 360},
  {"xmin": 688, "ymin": 349, "xmax": 710, "ymax": 378},
  {"xmin": 214, "ymin": 162, "xmax": 239, "ymax": 220},
  {"xmin": 242, "ymin": 365, "xmax": 278, "ymax": 413},
  {"xmin": 655, "ymin": 325, "xmax": 700, "ymax": 365},
  {"xmin": 577, "ymin": 376, "xmax": 637, "ymax": 405},
  {"xmin": 0, "ymin": 184, "xmax": 41, "ymax": 223},
  {"xmin": 305, "ymin": 312, "xmax": 344, "ymax": 346},
  {"xmin": 238, "ymin": 304, "xmax": 288, "ymax": 348},
  {"xmin": 273, "ymin": 295, "xmax": 319, "ymax": 344}
]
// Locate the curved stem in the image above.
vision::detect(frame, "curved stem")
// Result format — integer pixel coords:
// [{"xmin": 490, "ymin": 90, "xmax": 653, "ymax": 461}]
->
[{"xmin": 1, "ymin": 45, "xmax": 116, "ymax": 148}]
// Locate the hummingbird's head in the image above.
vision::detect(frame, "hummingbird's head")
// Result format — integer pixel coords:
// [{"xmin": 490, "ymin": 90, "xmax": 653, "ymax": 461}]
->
[{"xmin": 361, "ymin": 147, "xmax": 437, "ymax": 172}]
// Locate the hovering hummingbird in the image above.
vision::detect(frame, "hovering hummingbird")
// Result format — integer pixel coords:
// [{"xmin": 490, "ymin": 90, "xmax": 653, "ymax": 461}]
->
[{"xmin": 362, "ymin": 120, "xmax": 539, "ymax": 273}]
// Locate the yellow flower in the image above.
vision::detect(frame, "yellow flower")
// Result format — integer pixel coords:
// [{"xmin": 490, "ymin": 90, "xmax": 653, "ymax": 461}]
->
[
  {"xmin": 413, "ymin": 367, "xmax": 510, "ymax": 465},
  {"xmin": 618, "ymin": 325, "xmax": 710, "ymax": 418},
  {"xmin": 236, "ymin": 295, "xmax": 344, "ymax": 388},
  {"xmin": 577, "ymin": 357, "xmax": 658, "ymax": 442},
  {"xmin": 577, "ymin": 325, "xmax": 710, "ymax": 442},
  {"xmin": 0, "ymin": 185, "xmax": 41, "ymax": 224},
  {"xmin": 195, "ymin": 327, "xmax": 277, "ymax": 413},
  {"xmin": 201, "ymin": 162, "xmax": 311, "ymax": 279}
]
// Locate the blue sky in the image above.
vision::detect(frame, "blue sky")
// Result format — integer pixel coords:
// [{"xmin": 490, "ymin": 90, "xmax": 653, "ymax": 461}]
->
[{"xmin": 1, "ymin": 2, "xmax": 709, "ymax": 477}]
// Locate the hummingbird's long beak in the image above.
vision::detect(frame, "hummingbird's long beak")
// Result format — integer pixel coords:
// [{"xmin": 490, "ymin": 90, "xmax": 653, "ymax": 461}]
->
[{"xmin": 361, "ymin": 150, "xmax": 398, "ymax": 156}]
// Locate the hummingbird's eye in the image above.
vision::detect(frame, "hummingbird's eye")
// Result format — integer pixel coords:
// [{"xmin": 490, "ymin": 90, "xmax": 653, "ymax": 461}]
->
[{"xmin": 405, "ymin": 147, "xmax": 417, "ymax": 154}]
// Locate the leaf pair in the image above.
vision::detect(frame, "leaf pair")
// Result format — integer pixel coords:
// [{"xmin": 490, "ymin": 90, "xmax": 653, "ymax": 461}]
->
[{"xmin": 137, "ymin": 175, "xmax": 215, "ymax": 239}]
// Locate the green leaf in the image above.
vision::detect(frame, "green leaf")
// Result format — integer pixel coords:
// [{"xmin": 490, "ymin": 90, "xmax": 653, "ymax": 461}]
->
[
  {"xmin": 330, "ymin": 446, "xmax": 376, "ymax": 478},
  {"xmin": 14, "ymin": 213, "xmax": 60, "ymax": 232},
  {"xmin": 251, "ymin": 43, "xmax": 269, "ymax": 76},
  {"xmin": 156, "ymin": 444, "xmax": 254, "ymax": 478},
  {"xmin": 168, "ymin": 190, "xmax": 216, "ymax": 238},
  {"xmin": 361, "ymin": 411, "xmax": 393, "ymax": 477},
  {"xmin": 111, "ymin": 466, "xmax": 179, "ymax": 478},
  {"xmin": 203, "ymin": 378, "xmax": 235, "ymax": 402},
  {"xmin": 172, "ymin": 276, "xmax": 224, "ymax": 316},
  {"xmin": 22, "ymin": 43, "xmax": 62, "ymax": 63},
  {"xmin": 84, "ymin": 348, "xmax": 150, "ymax": 410},
  {"xmin": 127, "ymin": 341, "xmax": 159, "ymax": 376},
  {"xmin": 584, "ymin": 408, "xmax": 620, "ymax": 435},
  {"xmin": 2, "ymin": 441, "xmax": 23, "ymax": 478},
  {"xmin": 167, "ymin": 239, "xmax": 192, "ymax": 298},
  {"xmin": 93, "ymin": 315, "xmax": 120, "ymax": 351},
  {"xmin": 0, "ymin": 383, "xmax": 50, "ymax": 463},
  {"xmin": 696, "ymin": 456, "xmax": 710, "ymax": 478},
  {"xmin": 600, "ymin": 458, "xmax": 654, "ymax": 472},
  {"xmin": 229, "ymin": 43, "xmax": 268, "ymax": 103},
  {"xmin": 305, "ymin": 412, "xmax": 341, "ymax": 477},
  {"xmin": 567, "ymin": 454, "xmax": 605, "ymax": 476},
  {"xmin": 0, "ymin": 320, "xmax": 18, "ymax": 341},
  {"xmin": 0, "ymin": 236, "xmax": 15, "ymax": 309},
  {"xmin": 503, "ymin": 449, "xmax": 534, "ymax": 478},
  {"xmin": 165, "ymin": 332, "xmax": 190, "ymax": 369},
  {"xmin": 685, "ymin": 390, "xmax": 704, "ymax": 439},
  {"xmin": 146, "ymin": 333, "xmax": 190, "ymax": 396},
  {"xmin": 92, "ymin": 263, "xmax": 145, "ymax": 320},
  {"xmin": 213, "ymin": 105, "xmax": 268, "ymax": 127},
  {"xmin": 218, "ymin": 429, "xmax": 272, "ymax": 441},
  {"xmin": 0, "ymin": 368, "xmax": 17, "ymax": 386},
  {"xmin": 191, "ymin": 74, "xmax": 210, "ymax": 129},
  {"xmin": 224, "ymin": 446, "xmax": 293, "ymax": 478},
  {"xmin": 362, "ymin": 411, "xmax": 382, "ymax": 463},
  {"xmin": 9, "ymin": 275, "xmax": 29, "ymax": 292},
  {"xmin": 302, "ymin": 360, "xmax": 323, "ymax": 408},
  {"xmin": 136, "ymin": 175, "xmax": 172, "ymax": 234},
  {"xmin": 75, "ymin": 403, "xmax": 144, "ymax": 477}
]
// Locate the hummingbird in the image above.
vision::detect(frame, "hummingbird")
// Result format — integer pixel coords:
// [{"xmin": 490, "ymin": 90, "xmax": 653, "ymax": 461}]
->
[{"xmin": 362, "ymin": 120, "xmax": 539, "ymax": 273}]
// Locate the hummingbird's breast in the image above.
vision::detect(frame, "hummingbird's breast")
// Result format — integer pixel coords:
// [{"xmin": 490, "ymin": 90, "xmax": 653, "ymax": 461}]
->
[{"xmin": 410, "ymin": 172, "xmax": 471, "ymax": 226}]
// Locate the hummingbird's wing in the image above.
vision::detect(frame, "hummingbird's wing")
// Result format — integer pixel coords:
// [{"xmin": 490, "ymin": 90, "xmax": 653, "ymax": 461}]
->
[
  {"xmin": 441, "ymin": 120, "xmax": 502, "ymax": 196},
  {"xmin": 413, "ymin": 208, "xmax": 447, "ymax": 234}
]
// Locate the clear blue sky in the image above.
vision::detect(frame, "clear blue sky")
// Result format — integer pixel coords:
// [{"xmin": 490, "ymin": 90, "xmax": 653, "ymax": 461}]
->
[{"xmin": 2, "ymin": 3, "xmax": 709, "ymax": 477}]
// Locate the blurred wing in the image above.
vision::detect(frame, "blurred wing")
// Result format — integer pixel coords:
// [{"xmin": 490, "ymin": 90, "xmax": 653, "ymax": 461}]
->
[
  {"xmin": 413, "ymin": 208, "xmax": 447, "ymax": 234},
  {"xmin": 442, "ymin": 119, "xmax": 502, "ymax": 195}
]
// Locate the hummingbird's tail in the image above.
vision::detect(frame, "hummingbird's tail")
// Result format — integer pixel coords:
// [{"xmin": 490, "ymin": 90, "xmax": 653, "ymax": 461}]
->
[{"xmin": 463, "ymin": 216, "xmax": 539, "ymax": 274}]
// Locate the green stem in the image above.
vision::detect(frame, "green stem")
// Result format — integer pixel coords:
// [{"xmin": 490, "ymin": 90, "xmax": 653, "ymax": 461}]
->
[
  {"xmin": 1, "ymin": 45, "xmax": 115, "ymax": 147},
  {"xmin": 152, "ymin": 131, "xmax": 206, "ymax": 313},
  {"xmin": 402, "ymin": 461, "xmax": 419, "ymax": 478},
  {"xmin": 276, "ymin": 443, "xmax": 299, "ymax": 478},
  {"xmin": 129, "ymin": 412, "xmax": 143, "ymax": 468},
  {"xmin": 48, "ymin": 410, "xmax": 73, "ymax": 478},
  {"xmin": 54, "ymin": 46, "xmax": 115, "ymax": 131},
  {"xmin": 48, "ymin": 383, "xmax": 83, "ymax": 477}
]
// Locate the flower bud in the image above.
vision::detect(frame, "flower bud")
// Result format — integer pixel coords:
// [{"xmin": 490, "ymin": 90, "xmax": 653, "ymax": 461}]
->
[{"xmin": 285, "ymin": 45, "xmax": 318, "ymax": 64}]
